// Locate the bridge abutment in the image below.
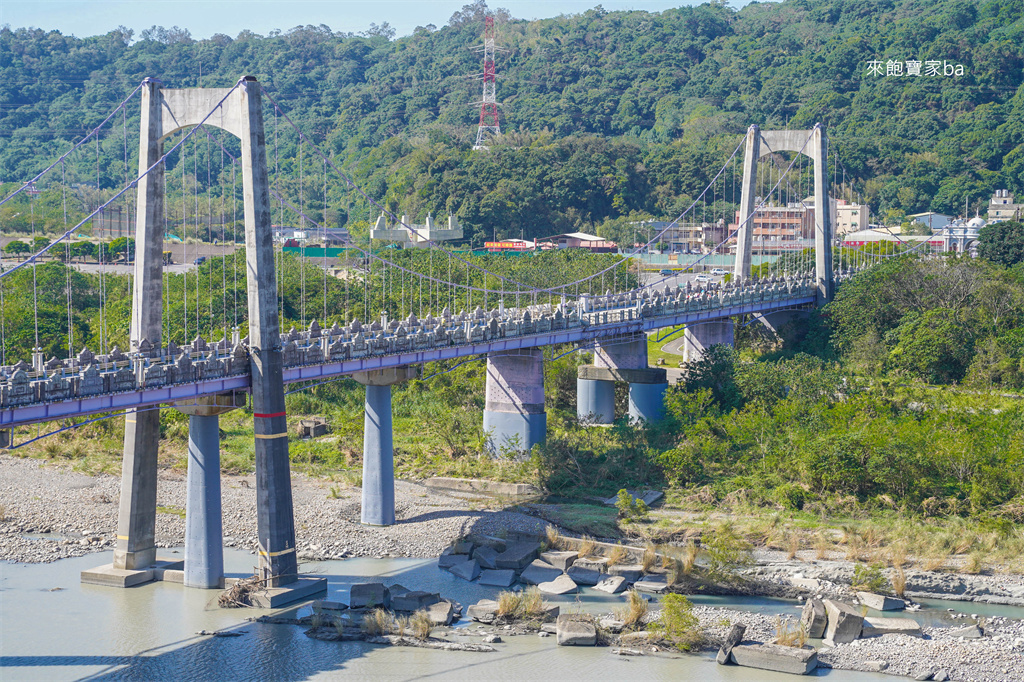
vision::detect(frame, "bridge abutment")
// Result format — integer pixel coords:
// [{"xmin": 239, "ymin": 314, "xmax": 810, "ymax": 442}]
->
[
  {"xmin": 354, "ymin": 366, "xmax": 419, "ymax": 526},
  {"xmin": 483, "ymin": 348, "xmax": 546, "ymax": 454},
  {"xmin": 578, "ymin": 333, "xmax": 667, "ymax": 424},
  {"xmin": 682, "ymin": 320, "xmax": 735, "ymax": 363}
]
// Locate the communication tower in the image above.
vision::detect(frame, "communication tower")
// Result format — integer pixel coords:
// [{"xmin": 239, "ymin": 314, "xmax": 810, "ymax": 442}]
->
[{"xmin": 472, "ymin": 16, "xmax": 501, "ymax": 150}]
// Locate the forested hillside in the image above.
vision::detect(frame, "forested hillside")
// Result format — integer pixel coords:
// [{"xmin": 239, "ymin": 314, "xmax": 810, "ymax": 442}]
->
[{"xmin": 1, "ymin": 0, "xmax": 1024, "ymax": 244}]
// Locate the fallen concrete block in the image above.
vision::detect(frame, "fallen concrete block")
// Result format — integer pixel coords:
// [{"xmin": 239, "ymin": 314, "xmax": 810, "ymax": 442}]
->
[
  {"xmin": 823, "ymin": 599, "xmax": 864, "ymax": 645},
  {"xmin": 857, "ymin": 591, "xmax": 905, "ymax": 611},
  {"xmin": 467, "ymin": 599, "xmax": 499, "ymax": 623},
  {"xmin": 349, "ymin": 582, "xmax": 390, "ymax": 609},
  {"xmin": 312, "ymin": 599, "xmax": 348, "ymax": 613},
  {"xmin": 392, "ymin": 590, "xmax": 440, "ymax": 612},
  {"xmin": 519, "ymin": 559, "xmax": 562, "ymax": 585},
  {"xmin": 800, "ymin": 598, "xmax": 827, "ymax": 639},
  {"xmin": 633, "ymin": 573, "xmax": 668, "ymax": 594},
  {"xmin": 861, "ymin": 616, "xmax": 923, "ymax": 638},
  {"xmin": 473, "ymin": 546, "xmax": 499, "ymax": 570},
  {"xmin": 791, "ymin": 577, "xmax": 822, "ymax": 591},
  {"xmin": 438, "ymin": 554, "xmax": 464, "ymax": 569},
  {"xmin": 449, "ymin": 540, "xmax": 474, "ymax": 555},
  {"xmin": 495, "ymin": 542, "xmax": 541, "ymax": 570},
  {"xmin": 556, "ymin": 614, "xmax": 597, "ymax": 646},
  {"xmin": 566, "ymin": 565, "xmax": 602, "ymax": 586},
  {"xmin": 593, "ymin": 575, "xmax": 627, "ymax": 594},
  {"xmin": 427, "ymin": 600, "xmax": 456, "ymax": 625},
  {"xmin": 571, "ymin": 556, "xmax": 610, "ymax": 573},
  {"xmin": 607, "ymin": 564, "xmax": 643, "ymax": 583},
  {"xmin": 864, "ymin": 660, "xmax": 889, "ymax": 672},
  {"xmin": 449, "ymin": 558, "xmax": 481, "ymax": 581},
  {"xmin": 730, "ymin": 643, "xmax": 818, "ymax": 675},
  {"xmin": 388, "ymin": 584, "xmax": 411, "ymax": 598},
  {"xmin": 716, "ymin": 623, "xmax": 746, "ymax": 665},
  {"xmin": 949, "ymin": 624, "xmax": 983, "ymax": 639},
  {"xmin": 539, "ymin": 574, "xmax": 579, "ymax": 595},
  {"xmin": 479, "ymin": 569, "xmax": 517, "ymax": 587},
  {"xmin": 540, "ymin": 550, "xmax": 578, "ymax": 571}
]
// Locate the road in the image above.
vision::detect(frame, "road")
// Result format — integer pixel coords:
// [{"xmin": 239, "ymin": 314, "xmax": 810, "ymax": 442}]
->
[{"xmin": 640, "ymin": 269, "xmax": 726, "ymax": 289}]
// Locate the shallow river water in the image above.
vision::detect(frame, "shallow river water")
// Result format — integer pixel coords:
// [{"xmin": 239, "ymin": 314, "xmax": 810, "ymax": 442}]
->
[{"xmin": 1, "ymin": 548, "xmax": 1003, "ymax": 681}]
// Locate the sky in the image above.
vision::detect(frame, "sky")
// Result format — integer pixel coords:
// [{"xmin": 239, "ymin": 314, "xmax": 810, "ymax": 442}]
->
[{"xmin": 0, "ymin": 1, "xmax": 753, "ymax": 41}]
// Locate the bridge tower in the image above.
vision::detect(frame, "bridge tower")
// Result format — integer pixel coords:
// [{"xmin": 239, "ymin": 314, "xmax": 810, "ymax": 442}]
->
[{"xmin": 87, "ymin": 77, "xmax": 322, "ymax": 602}]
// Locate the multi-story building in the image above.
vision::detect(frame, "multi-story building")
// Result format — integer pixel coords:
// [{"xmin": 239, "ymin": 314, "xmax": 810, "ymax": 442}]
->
[
  {"xmin": 989, "ymin": 190, "xmax": 1023, "ymax": 223},
  {"xmin": 835, "ymin": 200, "xmax": 870, "ymax": 235}
]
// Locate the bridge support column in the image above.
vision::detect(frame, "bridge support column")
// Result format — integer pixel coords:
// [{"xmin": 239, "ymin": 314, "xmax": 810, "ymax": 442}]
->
[
  {"xmin": 682, "ymin": 320, "xmax": 735, "ymax": 363},
  {"xmin": 483, "ymin": 349, "xmax": 546, "ymax": 454},
  {"xmin": 578, "ymin": 333, "xmax": 667, "ymax": 424},
  {"xmin": 354, "ymin": 367, "xmax": 419, "ymax": 526},
  {"xmin": 577, "ymin": 375, "xmax": 615, "ymax": 424}
]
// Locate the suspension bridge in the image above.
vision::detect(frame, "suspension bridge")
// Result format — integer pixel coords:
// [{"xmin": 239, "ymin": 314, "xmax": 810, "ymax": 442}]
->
[{"xmin": 0, "ymin": 76, "xmax": 883, "ymax": 604}]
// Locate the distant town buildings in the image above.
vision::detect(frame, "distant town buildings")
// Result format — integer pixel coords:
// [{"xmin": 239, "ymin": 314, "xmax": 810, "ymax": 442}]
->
[
  {"xmin": 835, "ymin": 199, "xmax": 870, "ymax": 235},
  {"xmin": 551, "ymin": 232, "xmax": 618, "ymax": 253}
]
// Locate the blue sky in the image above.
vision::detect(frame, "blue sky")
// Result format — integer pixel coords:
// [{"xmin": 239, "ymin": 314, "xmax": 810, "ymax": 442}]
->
[{"xmin": 0, "ymin": 1, "xmax": 754, "ymax": 40}]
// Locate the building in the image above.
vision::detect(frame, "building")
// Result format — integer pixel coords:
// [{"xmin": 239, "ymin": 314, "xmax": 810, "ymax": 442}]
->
[
  {"xmin": 274, "ymin": 227, "xmax": 307, "ymax": 243},
  {"xmin": 835, "ymin": 200, "xmax": 870, "ymax": 235},
  {"xmin": 843, "ymin": 228, "xmax": 943, "ymax": 251},
  {"xmin": 908, "ymin": 212, "xmax": 953, "ymax": 232},
  {"xmin": 988, "ymin": 190, "xmax": 1023, "ymax": 223},
  {"xmin": 943, "ymin": 217, "xmax": 985, "ymax": 254},
  {"xmin": 370, "ymin": 213, "xmax": 462, "ymax": 248},
  {"xmin": 550, "ymin": 232, "xmax": 618, "ymax": 253},
  {"xmin": 484, "ymin": 238, "xmax": 536, "ymax": 252}
]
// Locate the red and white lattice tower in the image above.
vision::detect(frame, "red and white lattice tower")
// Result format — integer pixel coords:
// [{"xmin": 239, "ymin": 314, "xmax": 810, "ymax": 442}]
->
[{"xmin": 473, "ymin": 16, "xmax": 500, "ymax": 149}]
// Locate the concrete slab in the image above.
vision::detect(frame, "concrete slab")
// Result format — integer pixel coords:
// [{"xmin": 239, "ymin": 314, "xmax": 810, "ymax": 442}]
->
[
  {"xmin": 349, "ymin": 582, "xmax": 391, "ymax": 609},
  {"xmin": 473, "ymin": 546, "xmax": 499, "ymax": 570},
  {"xmin": 538, "ymin": 574, "xmax": 578, "ymax": 595},
  {"xmin": 857, "ymin": 591, "xmax": 905, "ymax": 611},
  {"xmin": 556, "ymin": 614, "xmax": 597, "ymax": 646},
  {"xmin": 566, "ymin": 565, "xmax": 602, "ymax": 586},
  {"xmin": 540, "ymin": 550, "xmax": 578, "ymax": 571},
  {"xmin": 571, "ymin": 556, "xmax": 609, "ymax": 573},
  {"xmin": 731, "ymin": 643, "xmax": 818, "ymax": 675},
  {"xmin": 861, "ymin": 617, "xmax": 923, "ymax": 638},
  {"xmin": 495, "ymin": 542, "xmax": 541, "ymax": 570},
  {"xmin": 823, "ymin": 600, "xmax": 864, "ymax": 645},
  {"xmin": 607, "ymin": 564, "xmax": 644, "ymax": 583},
  {"xmin": 312, "ymin": 599, "xmax": 348, "ymax": 613},
  {"xmin": 633, "ymin": 573, "xmax": 668, "ymax": 594},
  {"xmin": 519, "ymin": 559, "xmax": 562, "ymax": 585},
  {"xmin": 249, "ymin": 577, "xmax": 328, "ymax": 608},
  {"xmin": 80, "ymin": 564, "xmax": 154, "ymax": 588},
  {"xmin": 593, "ymin": 575, "xmax": 627, "ymax": 594},
  {"xmin": 800, "ymin": 598, "xmax": 827, "ymax": 639},
  {"xmin": 479, "ymin": 570, "xmax": 517, "ymax": 587},
  {"xmin": 392, "ymin": 591, "xmax": 441, "ymax": 612},
  {"xmin": 449, "ymin": 558, "xmax": 481, "ymax": 581}
]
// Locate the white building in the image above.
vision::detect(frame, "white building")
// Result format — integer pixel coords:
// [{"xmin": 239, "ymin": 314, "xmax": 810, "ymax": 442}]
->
[
  {"xmin": 835, "ymin": 200, "xmax": 869, "ymax": 235},
  {"xmin": 908, "ymin": 212, "xmax": 953, "ymax": 232},
  {"xmin": 988, "ymin": 190, "xmax": 1023, "ymax": 223},
  {"xmin": 942, "ymin": 217, "xmax": 985, "ymax": 254},
  {"xmin": 370, "ymin": 213, "xmax": 463, "ymax": 248}
]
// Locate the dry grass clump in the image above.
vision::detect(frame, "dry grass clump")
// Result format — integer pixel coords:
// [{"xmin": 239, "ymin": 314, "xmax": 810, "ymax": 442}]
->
[
  {"xmin": 641, "ymin": 544, "xmax": 657, "ymax": 572},
  {"xmin": 890, "ymin": 564, "xmax": 907, "ymax": 599},
  {"xmin": 965, "ymin": 551, "xmax": 984, "ymax": 574},
  {"xmin": 578, "ymin": 535, "xmax": 596, "ymax": 558},
  {"xmin": 497, "ymin": 587, "xmax": 546, "ymax": 620},
  {"xmin": 614, "ymin": 589, "xmax": 649, "ymax": 630},
  {"xmin": 545, "ymin": 525, "xmax": 563, "ymax": 550},
  {"xmin": 360, "ymin": 608, "xmax": 395, "ymax": 636},
  {"xmin": 408, "ymin": 610, "xmax": 433, "ymax": 640},
  {"xmin": 605, "ymin": 544, "xmax": 628, "ymax": 565},
  {"xmin": 786, "ymin": 533, "xmax": 801, "ymax": 560},
  {"xmin": 773, "ymin": 616, "xmax": 807, "ymax": 648},
  {"xmin": 922, "ymin": 551, "xmax": 949, "ymax": 572},
  {"xmin": 814, "ymin": 533, "xmax": 831, "ymax": 560}
]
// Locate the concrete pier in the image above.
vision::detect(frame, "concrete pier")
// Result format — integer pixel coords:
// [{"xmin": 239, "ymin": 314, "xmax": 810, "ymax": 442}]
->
[
  {"xmin": 682, "ymin": 320, "xmax": 735, "ymax": 363},
  {"xmin": 184, "ymin": 414, "xmax": 223, "ymax": 588},
  {"xmin": 354, "ymin": 367, "xmax": 418, "ymax": 526},
  {"xmin": 577, "ymin": 375, "xmax": 615, "ymax": 424},
  {"xmin": 483, "ymin": 349, "xmax": 546, "ymax": 453},
  {"xmin": 578, "ymin": 333, "xmax": 667, "ymax": 424}
]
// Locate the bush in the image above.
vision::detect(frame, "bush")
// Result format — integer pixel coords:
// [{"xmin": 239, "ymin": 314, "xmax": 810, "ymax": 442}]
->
[
  {"xmin": 652, "ymin": 594, "xmax": 702, "ymax": 651},
  {"xmin": 615, "ymin": 489, "xmax": 650, "ymax": 520},
  {"xmin": 851, "ymin": 563, "xmax": 887, "ymax": 593},
  {"xmin": 702, "ymin": 524, "xmax": 754, "ymax": 582},
  {"xmin": 774, "ymin": 482, "xmax": 806, "ymax": 511}
]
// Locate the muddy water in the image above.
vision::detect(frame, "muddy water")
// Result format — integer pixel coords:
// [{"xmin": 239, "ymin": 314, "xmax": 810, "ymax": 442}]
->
[{"xmin": 0, "ymin": 549, "xmax": 973, "ymax": 681}]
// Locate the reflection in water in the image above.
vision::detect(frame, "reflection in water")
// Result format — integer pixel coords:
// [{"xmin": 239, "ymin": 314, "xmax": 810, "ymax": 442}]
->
[{"xmin": 0, "ymin": 549, "xmax": 946, "ymax": 681}]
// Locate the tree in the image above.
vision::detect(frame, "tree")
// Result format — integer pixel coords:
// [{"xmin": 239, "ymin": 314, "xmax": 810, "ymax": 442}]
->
[
  {"xmin": 977, "ymin": 221, "xmax": 1024, "ymax": 267},
  {"xmin": 887, "ymin": 308, "xmax": 976, "ymax": 384},
  {"xmin": 70, "ymin": 241, "xmax": 97, "ymax": 262},
  {"xmin": 3, "ymin": 240, "xmax": 30, "ymax": 257}
]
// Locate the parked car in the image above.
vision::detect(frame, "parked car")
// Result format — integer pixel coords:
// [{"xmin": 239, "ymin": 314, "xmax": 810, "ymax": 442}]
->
[
  {"xmin": 710, "ymin": 268, "xmax": 726, "ymax": 276},
  {"xmin": 695, "ymin": 273, "xmax": 712, "ymax": 282},
  {"xmin": 194, "ymin": 256, "xmax": 207, "ymax": 266},
  {"xmin": 659, "ymin": 269, "xmax": 673, "ymax": 276}
]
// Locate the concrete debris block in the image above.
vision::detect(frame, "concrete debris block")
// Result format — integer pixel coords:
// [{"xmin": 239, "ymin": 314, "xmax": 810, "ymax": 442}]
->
[
  {"xmin": 542, "ymin": 604, "xmax": 561, "ymax": 622},
  {"xmin": 933, "ymin": 671, "xmax": 950, "ymax": 682},
  {"xmin": 730, "ymin": 643, "xmax": 818, "ymax": 675},
  {"xmin": 791, "ymin": 577, "xmax": 822, "ymax": 591},
  {"xmin": 857, "ymin": 591, "xmax": 905, "ymax": 611},
  {"xmin": 519, "ymin": 559, "xmax": 563, "ymax": 585},
  {"xmin": 949, "ymin": 624, "xmax": 983, "ymax": 639},
  {"xmin": 483, "ymin": 634, "xmax": 502, "ymax": 644},
  {"xmin": 599, "ymin": 617, "xmax": 625, "ymax": 633},
  {"xmin": 566, "ymin": 565, "xmax": 603, "ymax": 586},
  {"xmin": 438, "ymin": 554, "xmax": 465, "ymax": 569},
  {"xmin": 823, "ymin": 599, "xmax": 864, "ymax": 645},
  {"xmin": 449, "ymin": 559, "xmax": 481, "ymax": 582},
  {"xmin": 540, "ymin": 550, "xmax": 579, "ymax": 571},
  {"xmin": 392, "ymin": 590, "xmax": 441, "ymax": 612},
  {"xmin": 571, "ymin": 556, "xmax": 610, "ymax": 573},
  {"xmin": 495, "ymin": 542, "xmax": 541, "ymax": 570},
  {"xmin": 298, "ymin": 418, "xmax": 328, "ymax": 438},
  {"xmin": 860, "ymin": 616, "xmax": 923, "ymax": 638},
  {"xmin": 466, "ymin": 534, "xmax": 507, "ymax": 553},
  {"xmin": 607, "ymin": 564, "xmax": 644, "ymax": 583},
  {"xmin": 349, "ymin": 582, "xmax": 390, "ymax": 609},
  {"xmin": 388, "ymin": 584, "xmax": 411, "ymax": 598},
  {"xmin": 556, "ymin": 614, "xmax": 597, "ymax": 646},
  {"xmin": 426, "ymin": 600, "xmax": 455, "ymax": 626},
  {"xmin": 633, "ymin": 573, "xmax": 668, "ymax": 594},
  {"xmin": 473, "ymin": 546, "xmax": 499, "ymax": 570},
  {"xmin": 593, "ymin": 575, "xmax": 627, "ymax": 594},
  {"xmin": 312, "ymin": 599, "xmax": 348, "ymax": 613},
  {"xmin": 864, "ymin": 660, "xmax": 889, "ymax": 673},
  {"xmin": 540, "ymin": 623, "xmax": 558, "ymax": 634},
  {"xmin": 716, "ymin": 623, "xmax": 746, "ymax": 665},
  {"xmin": 800, "ymin": 598, "xmax": 827, "ymax": 639},
  {"xmin": 450, "ymin": 540, "xmax": 474, "ymax": 555},
  {"xmin": 538, "ymin": 574, "xmax": 578, "ymax": 595},
  {"xmin": 914, "ymin": 668, "xmax": 936, "ymax": 681},
  {"xmin": 467, "ymin": 599, "xmax": 499, "ymax": 623},
  {"xmin": 479, "ymin": 569, "xmax": 517, "ymax": 587}
]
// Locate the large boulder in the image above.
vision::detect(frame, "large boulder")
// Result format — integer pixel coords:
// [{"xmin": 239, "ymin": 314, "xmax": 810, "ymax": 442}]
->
[
  {"xmin": 479, "ymin": 569, "xmax": 517, "ymax": 587},
  {"xmin": 566, "ymin": 565, "xmax": 603, "ymax": 586},
  {"xmin": 541, "ymin": 550, "xmax": 579, "ymax": 571},
  {"xmin": 467, "ymin": 599, "xmax": 499, "ymax": 623},
  {"xmin": 539, "ymin": 574, "xmax": 579, "ymax": 595},
  {"xmin": 392, "ymin": 590, "xmax": 440, "ymax": 612},
  {"xmin": 948, "ymin": 624, "xmax": 983, "ymax": 639},
  {"xmin": 556, "ymin": 614, "xmax": 597, "ymax": 646},
  {"xmin": 823, "ymin": 600, "xmax": 864, "ymax": 645},
  {"xmin": 731, "ymin": 643, "xmax": 818, "ymax": 675},
  {"xmin": 800, "ymin": 598, "xmax": 827, "ymax": 639},
  {"xmin": 520, "ymin": 559, "xmax": 563, "ymax": 585},
  {"xmin": 593, "ymin": 575, "xmax": 628, "ymax": 594},
  {"xmin": 495, "ymin": 542, "xmax": 541, "ymax": 570},
  {"xmin": 473, "ymin": 546, "xmax": 499, "ymax": 570},
  {"xmin": 427, "ymin": 600, "xmax": 456, "ymax": 625},
  {"xmin": 449, "ymin": 558, "xmax": 481, "ymax": 581},
  {"xmin": 861, "ymin": 617, "xmax": 923, "ymax": 638},
  {"xmin": 607, "ymin": 564, "xmax": 644, "ymax": 583},
  {"xmin": 716, "ymin": 623, "xmax": 746, "ymax": 665},
  {"xmin": 857, "ymin": 591, "xmax": 905, "ymax": 611},
  {"xmin": 349, "ymin": 582, "xmax": 390, "ymax": 609}
]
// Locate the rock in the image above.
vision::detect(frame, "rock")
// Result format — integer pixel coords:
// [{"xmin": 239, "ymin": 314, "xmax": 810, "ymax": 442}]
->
[
  {"xmin": 933, "ymin": 672, "xmax": 950, "ymax": 682},
  {"xmin": 538, "ymin": 631, "xmax": 550, "ymax": 637},
  {"xmin": 426, "ymin": 600, "xmax": 455, "ymax": 625},
  {"xmin": 392, "ymin": 590, "xmax": 441, "ymax": 612},
  {"xmin": 800, "ymin": 599, "xmax": 827, "ymax": 639},
  {"xmin": 730, "ymin": 643, "xmax": 818, "ymax": 675},
  {"xmin": 520, "ymin": 559, "xmax": 563, "ymax": 585},
  {"xmin": 538, "ymin": 574, "xmax": 578, "ymax": 595},
  {"xmin": 864, "ymin": 660, "xmax": 889, "ymax": 673},
  {"xmin": 571, "ymin": 556, "xmax": 610, "ymax": 573},
  {"xmin": 914, "ymin": 669, "xmax": 936, "ymax": 681},
  {"xmin": 479, "ymin": 569, "xmax": 517, "ymax": 587},
  {"xmin": 566, "ymin": 565, "xmax": 603, "ymax": 586},
  {"xmin": 823, "ymin": 599, "xmax": 864, "ymax": 645},
  {"xmin": 466, "ymin": 534, "xmax": 507, "ymax": 552},
  {"xmin": 556, "ymin": 614, "xmax": 597, "ymax": 646},
  {"xmin": 540, "ymin": 623, "xmax": 558, "ymax": 634},
  {"xmin": 791, "ymin": 577, "xmax": 822, "ymax": 591},
  {"xmin": 593, "ymin": 575, "xmax": 627, "ymax": 594},
  {"xmin": 949, "ymin": 624, "xmax": 983, "ymax": 639},
  {"xmin": 540, "ymin": 550, "xmax": 578, "ymax": 571},
  {"xmin": 467, "ymin": 599, "xmax": 499, "ymax": 623},
  {"xmin": 438, "ymin": 554, "xmax": 464, "ymax": 569},
  {"xmin": 716, "ymin": 623, "xmax": 746, "ymax": 665},
  {"xmin": 449, "ymin": 558, "xmax": 481, "ymax": 581},
  {"xmin": 312, "ymin": 599, "xmax": 348, "ymax": 613},
  {"xmin": 483, "ymin": 634, "xmax": 501, "ymax": 644},
  {"xmin": 861, "ymin": 616, "xmax": 923, "ymax": 638},
  {"xmin": 450, "ymin": 540, "xmax": 473, "ymax": 555},
  {"xmin": 598, "ymin": 617, "xmax": 625, "ymax": 633},
  {"xmin": 633, "ymin": 573, "xmax": 668, "ymax": 594},
  {"xmin": 473, "ymin": 546, "xmax": 499, "ymax": 570},
  {"xmin": 388, "ymin": 584, "xmax": 411, "ymax": 598},
  {"xmin": 857, "ymin": 591, "xmax": 905, "ymax": 611},
  {"xmin": 495, "ymin": 542, "xmax": 541, "ymax": 570},
  {"xmin": 349, "ymin": 582, "xmax": 390, "ymax": 609},
  {"xmin": 607, "ymin": 564, "xmax": 643, "ymax": 583},
  {"xmin": 541, "ymin": 604, "xmax": 561, "ymax": 622}
]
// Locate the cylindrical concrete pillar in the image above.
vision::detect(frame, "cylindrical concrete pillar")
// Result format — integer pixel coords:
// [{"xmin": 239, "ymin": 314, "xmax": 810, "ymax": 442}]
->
[
  {"xmin": 362, "ymin": 384, "xmax": 395, "ymax": 526},
  {"xmin": 483, "ymin": 349, "xmax": 546, "ymax": 453},
  {"xmin": 628, "ymin": 381, "xmax": 668, "ymax": 423},
  {"xmin": 576, "ymin": 377, "xmax": 615, "ymax": 424},
  {"xmin": 184, "ymin": 414, "xmax": 224, "ymax": 589},
  {"xmin": 682, "ymin": 320, "xmax": 735, "ymax": 363}
]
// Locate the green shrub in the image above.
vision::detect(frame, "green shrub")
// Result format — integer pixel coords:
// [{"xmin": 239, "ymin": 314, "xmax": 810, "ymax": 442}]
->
[
  {"xmin": 652, "ymin": 594, "xmax": 702, "ymax": 651},
  {"xmin": 615, "ymin": 489, "xmax": 649, "ymax": 520},
  {"xmin": 852, "ymin": 563, "xmax": 887, "ymax": 593},
  {"xmin": 774, "ymin": 482, "xmax": 806, "ymax": 511}
]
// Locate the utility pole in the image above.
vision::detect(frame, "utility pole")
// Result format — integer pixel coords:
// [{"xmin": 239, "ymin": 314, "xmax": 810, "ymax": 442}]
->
[{"xmin": 472, "ymin": 17, "xmax": 501, "ymax": 150}]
